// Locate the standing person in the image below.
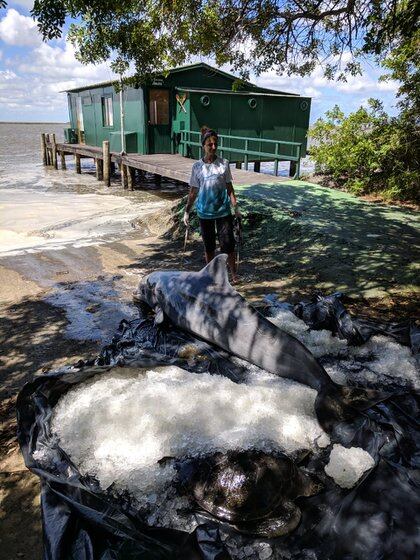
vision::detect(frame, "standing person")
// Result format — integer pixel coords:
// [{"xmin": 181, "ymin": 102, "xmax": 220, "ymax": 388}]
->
[{"xmin": 183, "ymin": 126, "xmax": 240, "ymax": 282}]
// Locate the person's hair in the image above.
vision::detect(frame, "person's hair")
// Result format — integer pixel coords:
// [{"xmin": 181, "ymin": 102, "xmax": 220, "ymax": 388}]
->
[{"xmin": 200, "ymin": 125, "xmax": 218, "ymax": 146}]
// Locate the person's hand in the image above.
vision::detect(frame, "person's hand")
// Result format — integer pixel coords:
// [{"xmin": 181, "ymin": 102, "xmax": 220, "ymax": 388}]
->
[{"xmin": 183, "ymin": 211, "xmax": 190, "ymax": 227}]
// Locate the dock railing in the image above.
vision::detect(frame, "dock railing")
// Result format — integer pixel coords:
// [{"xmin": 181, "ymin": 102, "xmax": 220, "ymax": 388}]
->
[{"xmin": 178, "ymin": 130, "xmax": 302, "ymax": 178}]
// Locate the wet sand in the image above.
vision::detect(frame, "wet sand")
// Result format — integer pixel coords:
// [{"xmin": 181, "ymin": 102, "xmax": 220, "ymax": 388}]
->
[{"xmin": 0, "ymin": 208, "xmax": 185, "ymax": 558}]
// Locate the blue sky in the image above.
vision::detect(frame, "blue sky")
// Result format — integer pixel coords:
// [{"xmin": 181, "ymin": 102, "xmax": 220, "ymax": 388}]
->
[{"xmin": 0, "ymin": 3, "xmax": 400, "ymax": 123}]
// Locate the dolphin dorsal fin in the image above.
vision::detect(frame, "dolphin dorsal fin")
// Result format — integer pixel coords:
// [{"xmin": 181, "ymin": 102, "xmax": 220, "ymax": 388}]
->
[{"xmin": 200, "ymin": 254, "xmax": 230, "ymax": 286}]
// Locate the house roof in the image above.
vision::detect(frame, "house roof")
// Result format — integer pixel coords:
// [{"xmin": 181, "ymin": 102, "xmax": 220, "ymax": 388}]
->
[
  {"xmin": 175, "ymin": 86, "xmax": 300, "ymax": 98},
  {"xmin": 63, "ymin": 62, "xmax": 299, "ymax": 96}
]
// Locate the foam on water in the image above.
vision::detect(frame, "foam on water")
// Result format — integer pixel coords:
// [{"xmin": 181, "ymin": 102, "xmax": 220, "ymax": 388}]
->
[
  {"xmin": 0, "ymin": 187, "xmax": 167, "ymax": 257},
  {"xmin": 51, "ymin": 366, "xmax": 328, "ymax": 517},
  {"xmin": 324, "ymin": 444, "xmax": 375, "ymax": 488}
]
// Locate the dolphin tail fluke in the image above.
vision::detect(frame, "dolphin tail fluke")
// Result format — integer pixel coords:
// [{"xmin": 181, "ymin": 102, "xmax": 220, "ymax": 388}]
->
[{"xmin": 315, "ymin": 385, "xmax": 390, "ymax": 432}]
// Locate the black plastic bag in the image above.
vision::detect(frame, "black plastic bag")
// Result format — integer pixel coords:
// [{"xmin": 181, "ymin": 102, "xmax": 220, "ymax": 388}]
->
[
  {"xmin": 17, "ymin": 307, "xmax": 419, "ymax": 559},
  {"xmin": 265, "ymin": 292, "xmax": 419, "ymax": 351}
]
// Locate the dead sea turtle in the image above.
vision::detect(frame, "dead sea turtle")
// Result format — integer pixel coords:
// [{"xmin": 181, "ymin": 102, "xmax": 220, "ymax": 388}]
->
[{"xmin": 177, "ymin": 450, "xmax": 322, "ymax": 538}]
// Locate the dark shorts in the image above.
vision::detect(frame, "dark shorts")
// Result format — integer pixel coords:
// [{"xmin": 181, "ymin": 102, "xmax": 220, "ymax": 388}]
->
[{"xmin": 199, "ymin": 214, "xmax": 235, "ymax": 254}]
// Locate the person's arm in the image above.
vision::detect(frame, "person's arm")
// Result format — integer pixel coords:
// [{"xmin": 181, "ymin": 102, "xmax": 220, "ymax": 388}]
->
[
  {"xmin": 184, "ymin": 165, "xmax": 200, "ymax": 226},
  {"xmin": 227, "ymin": 182, "xmax": 240, "ymax": 216},
  {"xmin": 225, "ymin": 161, "xmax": 240, "ymax": 217},
  {"xmin": 185, "ymin": 187, "xmax": 198, "ymax": 213}
]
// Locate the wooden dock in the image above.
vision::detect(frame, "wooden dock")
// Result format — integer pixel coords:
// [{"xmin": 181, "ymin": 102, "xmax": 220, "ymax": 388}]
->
[{"xmin": 41, "ymin": 134, "xmax": 290, "ymax": 190}]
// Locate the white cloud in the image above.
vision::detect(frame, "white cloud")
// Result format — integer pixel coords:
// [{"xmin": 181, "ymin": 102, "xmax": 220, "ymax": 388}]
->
[
  {"xmin": 0, "ymin": 32, "xmax": 118, "ymax": 119},
  {"xmin": 19, "ymin": 41, "xmax": 117, "ymax": 83},
  {"xmin": 253, "ymin": 60, "xmax": 399, "ymax": 98},
  {"xmin": 0, "ymin": 8, "xmax": 41, "ymax": 47}
]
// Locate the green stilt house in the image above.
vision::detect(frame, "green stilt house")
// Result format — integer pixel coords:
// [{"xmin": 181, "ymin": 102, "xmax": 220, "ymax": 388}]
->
[{"xmin": 64, "ymin": 62, "xmax": 311, "ymax": 170}]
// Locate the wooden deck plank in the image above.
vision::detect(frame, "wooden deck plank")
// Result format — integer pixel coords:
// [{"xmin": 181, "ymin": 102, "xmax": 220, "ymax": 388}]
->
[{"xmin": 54, "ymin": 143, "xmax": 289, "ymax": 186}]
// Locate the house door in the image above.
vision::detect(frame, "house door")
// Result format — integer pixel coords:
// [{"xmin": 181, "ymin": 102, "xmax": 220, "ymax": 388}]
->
[{"xmin": 148, "ymin": 89, "xmax": 171, "ymax": 153}]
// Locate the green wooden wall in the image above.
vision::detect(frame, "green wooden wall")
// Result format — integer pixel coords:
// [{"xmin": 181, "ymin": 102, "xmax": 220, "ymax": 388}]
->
[
  {"xmin": 68, "ymin": 86, "xmax": 146, "ymax": 153},
  {"xmin": 181, "ymin": 91, "xmax": 311, "ymax": 161}
]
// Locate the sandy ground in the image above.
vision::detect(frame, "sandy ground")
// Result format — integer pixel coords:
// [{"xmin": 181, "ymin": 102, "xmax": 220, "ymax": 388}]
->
[{"xmin": 1, "ymin": 190, "xmax": 418, "ymax": 558}]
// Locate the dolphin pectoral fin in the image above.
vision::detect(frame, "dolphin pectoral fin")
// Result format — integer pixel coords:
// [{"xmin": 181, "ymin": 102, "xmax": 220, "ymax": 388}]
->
[
  {"xmin": 154, "ymin": 306, "xmax": 165, "ymax": 325},
  {"xmin": 200, "ymin": 254, "xmax": 230, "ymax": 286}
]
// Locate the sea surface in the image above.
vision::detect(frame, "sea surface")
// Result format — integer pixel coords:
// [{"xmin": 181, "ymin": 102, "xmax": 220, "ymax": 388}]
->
[{"xmin": 0, "ymin": 123, "xmax": 184, "ymax": 258}]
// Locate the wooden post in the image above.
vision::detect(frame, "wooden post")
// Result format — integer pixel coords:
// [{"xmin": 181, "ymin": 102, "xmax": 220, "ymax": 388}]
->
[
  {"xmin": 60, "ymin": 151, "xmax": 66, "ymax": 169},
  {"xmin": 102, "ymin": 140, "xmax": 110, "ymax": 186},
  {"xmin": 51, "ymin": 134, "xmax": 58, "ymax": 169},
  {"xmin": 127, "ymin": 166, "xmax": 134, "ymax": 190},
  {"xmin": 75, "ymin": 153, "xmax": 81, "ymax": 174},
  {"xmin": 121, "ymin": 163, "xmax": 127, "ymax": 189},
  {"xmin": 41, "ymin": 133, "xmax": 47, "ymax": 165},
  {"xmin": 254, "ymin": 161, "xmax": 261, "ymax": 173},
  {"xmin": 289, "ymin": 161, "xmax": 297, "ymax": 178},
  {"xmin": 45, "ymin": 134, "xmax": 51, "ymax": 165},
  {"xmin": 96, "ymin": 158, "xmax": 103, "ymax": 180},
  {"xmin": 235, "ymin": 161, "xmax": 241, "ymax": 169},
  {"xmin": 244, "ymin": 140, "xmax": 249, "ymax": 170}
]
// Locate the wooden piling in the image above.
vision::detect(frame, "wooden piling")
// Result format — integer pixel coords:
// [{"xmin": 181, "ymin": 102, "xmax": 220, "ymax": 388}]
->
[
  {"xmin": 41, "ymin": 133, "xmax": 47, "ymax": 165},
  {"xmin": 96, "ymin": 158, "xmax": 104, "ymax": 180},
  {"xmin": 102, "ymin": 140, "xmax": 110, "ymax": 186},
  {"xmin": 45, "ymin": 134, "xmax": 51, "ymax": 165},
  {"xmin": 136, "ymin": 168, "xmax": 146, "ymax": 182},
  {"xmin": 235, "ymin": 162, "xmax": 241, "ymax": 169},
  {"xmin": 254, "ymin": 161, "xmax": 261, "ymax": 172},
  {"xmin": 290, "ymin": 161, "xmax": 297, "ymax": 178},
  {"xmin": 127, "ymin": 166, "xmax": 134, "ymax": 190},
  {"xmin": 121, "ymin": 163, "xmax": 128, "ymax": 189},
  {"xmin": 75, "ymin": 153, "xmax": 81, "ymax": 174},
  {"xmin": 51, "ymin": 133, "xmax": 58, "ymax": 169},
  {"xmin": 60, "ymin": 151, "xmax": 66, "ymax": 169}
]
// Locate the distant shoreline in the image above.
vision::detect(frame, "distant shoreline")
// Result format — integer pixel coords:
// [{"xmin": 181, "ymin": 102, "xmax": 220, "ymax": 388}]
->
[{"xmin": 0, "ymin": 121, "xmax": 68, "ymax": 125}]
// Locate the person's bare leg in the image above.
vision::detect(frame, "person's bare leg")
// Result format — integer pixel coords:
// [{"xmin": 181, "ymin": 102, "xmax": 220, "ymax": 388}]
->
[
  {"xmin": 227, "ymin": 251, "xmax": 238, "ymax": 283},
  {"xmin": 205, "ymin": 250, "xmax": 215, "ymax": 264}
]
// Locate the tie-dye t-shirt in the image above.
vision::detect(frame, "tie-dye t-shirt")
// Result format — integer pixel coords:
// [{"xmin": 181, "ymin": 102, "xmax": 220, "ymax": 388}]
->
[{"xmin": 189, "ymin": 157, "xmax": 232, "ymax": 219}]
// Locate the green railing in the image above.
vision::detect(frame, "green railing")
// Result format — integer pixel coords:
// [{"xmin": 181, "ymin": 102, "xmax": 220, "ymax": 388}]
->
[{"xmin": 178, "ymin": 130, "xmax": 302, "ymax": 178}]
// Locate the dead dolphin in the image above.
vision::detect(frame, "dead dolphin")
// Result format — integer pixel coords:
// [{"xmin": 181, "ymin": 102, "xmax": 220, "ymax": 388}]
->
[
  {"xmin": 177, "ymin": 449, "xmax": 321, "ymax": 538},
  {"xmin": 134, "ymin": 254, "xmax": 386, "ymax": 430}
]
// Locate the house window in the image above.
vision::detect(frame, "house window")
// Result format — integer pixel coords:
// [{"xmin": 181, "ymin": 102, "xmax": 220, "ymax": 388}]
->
[
  {"xmin": 149, "ymin": 89, "xmax": 169, "ymax": 125},
  {"xmin": 102, "ymin": 96, "xmax": 113, "ymax": 127}
]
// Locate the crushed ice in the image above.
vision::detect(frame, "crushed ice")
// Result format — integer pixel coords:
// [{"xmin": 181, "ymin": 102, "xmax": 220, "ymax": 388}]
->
[
  {"xmin": 51, "ymin": 364, "xmax": 328, "ymax": 533},
  {"xmin": 268, "ymin": 308, "xmax": 419, "ymax": 390},
  {"xmin": 324, "ymin": 444, "xmax": 375, "ymax": 488}
]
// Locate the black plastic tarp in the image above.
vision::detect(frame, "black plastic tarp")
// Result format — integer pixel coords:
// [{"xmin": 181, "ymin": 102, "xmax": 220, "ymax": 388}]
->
[{"xmin": 17, "ymin": 298, "xmax": 419, "ymax": 560}]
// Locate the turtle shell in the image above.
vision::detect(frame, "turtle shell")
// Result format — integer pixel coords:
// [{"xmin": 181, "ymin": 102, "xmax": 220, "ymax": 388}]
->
[{"xmin": 192, "ymin": 450, "xmax": 299, "ymax": 523}]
